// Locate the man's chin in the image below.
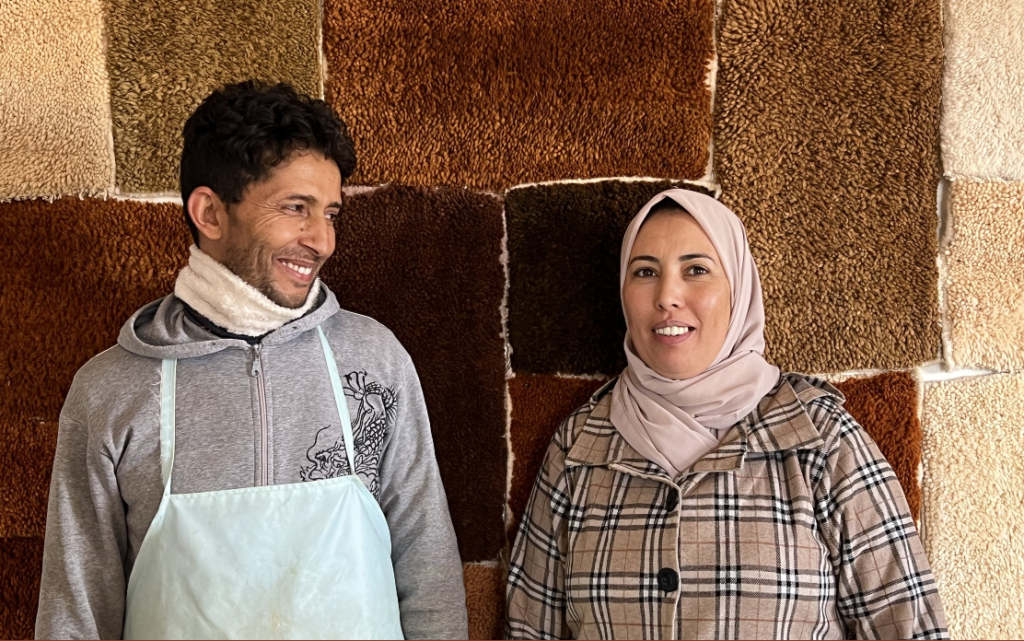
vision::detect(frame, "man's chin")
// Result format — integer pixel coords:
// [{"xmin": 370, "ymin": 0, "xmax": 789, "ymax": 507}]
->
[{"xmin": 265, "ymin": 284, "xmax": 312, "ymax": 309}]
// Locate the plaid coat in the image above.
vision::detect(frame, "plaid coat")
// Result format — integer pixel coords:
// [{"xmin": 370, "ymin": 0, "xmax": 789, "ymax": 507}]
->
[{"xmin": 506, "ymin": 374, "xmax": 947, "ymax": 640}]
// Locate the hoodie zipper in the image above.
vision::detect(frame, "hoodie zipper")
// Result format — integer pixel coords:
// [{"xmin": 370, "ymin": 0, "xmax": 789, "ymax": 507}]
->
[{"xmin": 250, "ymin": 344, "xmax": 269, "ymax": 486}]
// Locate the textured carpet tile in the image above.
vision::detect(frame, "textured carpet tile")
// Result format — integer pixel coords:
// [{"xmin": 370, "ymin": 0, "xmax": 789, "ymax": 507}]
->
[
  {"xmin": 715, "ymin": 0, "xmax": 943, "ymax": 373},
  {"xmin": 945, "ymin": 181, "xmax": 1024, "ymax": 370},
  {"xmin": 323, "ymin": 0, "xmax": 714, "ymax": 189},
  {"xmin": 0, "ymin": 537, "xmax": 44, "ymax": 640},
  {"xmin": 0, "ymin": 200, "xmax": 188, "ymax": 500},
  {"xmin": 921, "ymin": 374, "xmax": 1024, "ymax": 639},
  {"xmin": 0, "ymin": 0, "xmax": 114, "ymax": 199},
  {"xmin": 463, "ymin": 563, "xmax": 505, "ymax": 640},
  {"xmin": 508, "ymin": 375, "xmax": 608, "ymax": 536},
  {"xmin": 941, "ymin": 0, "xmax": 1024, "ymax": 180},
  {"xmin": 106, "ymin": 0, "xmax": 321, "ymax": 192},
  {"xmin": 0, "ymin": 421, "xmax": 58, "ymax": 538},
  {"xmin": 507, "ymin": 180, "xmax": 715, "ymax": 376},
  {"xmin": 833, "ymin": 372, "xmax": 921, "ymax": 522},
  {"xmin": 321, "ymin": 186, "xmax": 506, "ymax": 562}
]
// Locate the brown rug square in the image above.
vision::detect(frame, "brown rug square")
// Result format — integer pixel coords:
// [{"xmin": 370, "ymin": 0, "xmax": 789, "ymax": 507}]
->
[
  {"xmin": 321, "ymin": 186, "xmax": 507, "ymax": 562},
  {"xmin": 507, "ymin": 374, "xmax": 608, "ymax": 537},
  {"xmin": 0, "ymin": 421, "xmax": 58, "ymax": 539},
  {"xmin": 507, "ymin": 180, "xmax": 715, "ymax": 376},
  {"xmin": 463, "ymin": 562, "xmax": 505, "ymax": 640},
  {"xmin": 106, "ymin": 0, "xmax": 321, "ymax": 192},
  {"xmin": 323, "ymin": 0, "xmax": 714, "ymax": 189},
  {"xmin": 715, "ymin": 0, "xmax": 943, "ymax": 372},
  {"xmin": 834, "ymin": 371, "xmax": 922, "ymax": 522}
]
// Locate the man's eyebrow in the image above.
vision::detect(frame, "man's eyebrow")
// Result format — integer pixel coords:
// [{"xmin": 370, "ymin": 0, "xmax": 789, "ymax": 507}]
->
[{"xmin": 283, "ymin": 194, "xmax": 317, "ymax": 204}]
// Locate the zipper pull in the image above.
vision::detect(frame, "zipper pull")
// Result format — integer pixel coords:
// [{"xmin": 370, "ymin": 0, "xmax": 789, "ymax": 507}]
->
[{"xmin": 250, "ymin": 345, "xmax": 262, "ymax": 378}]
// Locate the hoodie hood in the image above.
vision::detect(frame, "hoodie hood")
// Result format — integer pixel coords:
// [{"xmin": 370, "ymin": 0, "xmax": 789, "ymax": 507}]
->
[{"xmin": 117, "ymin": 286, "xmax": 342, "ymax": 360}]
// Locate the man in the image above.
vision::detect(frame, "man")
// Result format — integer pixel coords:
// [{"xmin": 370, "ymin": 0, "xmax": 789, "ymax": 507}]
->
[{"xmin": 36, "ymin": 81, "xmax": 468, "ymax": 639}]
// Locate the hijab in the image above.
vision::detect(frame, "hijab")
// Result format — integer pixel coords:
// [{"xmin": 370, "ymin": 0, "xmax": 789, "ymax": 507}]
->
[{"xmin": 609, "ymin": 189, "xmax": 780, "ymax": 477}]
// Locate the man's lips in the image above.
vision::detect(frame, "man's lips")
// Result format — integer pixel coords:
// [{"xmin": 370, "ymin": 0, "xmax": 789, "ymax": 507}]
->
[{"xmin": 276, "ymin": 257, "xmax": 318, "ymax": 283}]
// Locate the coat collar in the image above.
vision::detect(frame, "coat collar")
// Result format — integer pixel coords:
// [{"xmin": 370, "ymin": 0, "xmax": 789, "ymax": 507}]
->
[{"xmin": 565, "ymin": 374, "xmax": 844, "ymax": 481}]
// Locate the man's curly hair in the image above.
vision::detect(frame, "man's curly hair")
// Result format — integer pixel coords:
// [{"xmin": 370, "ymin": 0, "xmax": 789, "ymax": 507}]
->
[{"xmin": 179, "ymin": 81, "xmax": 357, "ymax": 244}]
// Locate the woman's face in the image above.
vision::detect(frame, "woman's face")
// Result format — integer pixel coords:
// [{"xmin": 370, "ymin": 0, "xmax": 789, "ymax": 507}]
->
[{"xmin": 622, "ymin": 209, "xmax": 732, "ymax": 380}]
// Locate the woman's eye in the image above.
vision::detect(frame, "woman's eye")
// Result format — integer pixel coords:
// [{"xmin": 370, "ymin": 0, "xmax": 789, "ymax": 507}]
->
[
  {"xmin": 634, "ymin": 267, "xmax": 656, "ymax": 278},
  {"xmin": 688, "ymin": 265, "xmax": 709, "ymax": 276}
]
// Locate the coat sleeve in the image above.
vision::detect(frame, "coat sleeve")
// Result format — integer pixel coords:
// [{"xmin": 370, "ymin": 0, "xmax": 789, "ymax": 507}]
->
[
  {"xmin": 505, "ymin": 413, "xmax": 575, "ymax": 640},
  {"xmin": 813, "ymin": 399, "xmax": 949, "ymax": 640},
  {"xmin": 36, "ymin": 391, "xmax": 130, "ymax": 640},
  {"xmin": 378, "ymin": 355, "xmax": 468, "ymax": 640}
]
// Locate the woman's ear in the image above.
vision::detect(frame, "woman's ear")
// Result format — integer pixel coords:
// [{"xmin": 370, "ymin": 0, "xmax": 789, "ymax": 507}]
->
[{"xmin": 187, "ymin": 187, "xmax": 229, "ymax": 250}]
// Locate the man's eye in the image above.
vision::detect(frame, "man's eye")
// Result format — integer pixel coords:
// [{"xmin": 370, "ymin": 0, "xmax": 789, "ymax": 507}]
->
[
  {"xmin": 286, "ymin": 204, "xmax": 303, "ymax": 213},
  {"xmin": 325, "ymin": 211, "xmax": 339, "ymax": 223}
]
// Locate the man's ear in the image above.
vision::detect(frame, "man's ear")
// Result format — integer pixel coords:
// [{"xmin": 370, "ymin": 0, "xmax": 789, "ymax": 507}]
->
[{"xmin": 187, "ymin": 187, "xmax": 229, "ymax": 248}]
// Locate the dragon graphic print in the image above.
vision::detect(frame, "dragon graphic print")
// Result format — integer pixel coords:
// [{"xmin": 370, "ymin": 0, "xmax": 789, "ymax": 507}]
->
[{"xmin": 299, "ymin": 370, "xmax": 397, "ymax": 498}]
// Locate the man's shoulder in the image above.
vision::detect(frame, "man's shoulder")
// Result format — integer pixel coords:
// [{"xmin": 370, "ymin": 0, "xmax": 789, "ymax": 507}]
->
[
  {"xmin": 63, "ymin": 345, "xmax": 161, "ymax": 423},
  {"xmin": 320, "ymin": 308, "xmax": 411, "ymax": 367}
]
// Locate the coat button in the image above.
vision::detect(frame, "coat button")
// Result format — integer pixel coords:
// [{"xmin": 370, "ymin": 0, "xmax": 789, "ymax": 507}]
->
[
  {"xmin": 665, "ymin": 488, "xmax": 678, "ymax": 512},
  {"xmin": 657, "ymin": 568, "xmax": 678, "ymax": 592}
]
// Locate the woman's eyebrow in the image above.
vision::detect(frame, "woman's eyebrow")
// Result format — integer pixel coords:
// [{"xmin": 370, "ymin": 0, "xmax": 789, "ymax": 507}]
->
[
  {"xmin": 628, "ymin": 255, "xmax": 659, "ymax": 266},
  {"xmin": 679, "ymin": 253, "xmax": 715, "ymax": 264}
]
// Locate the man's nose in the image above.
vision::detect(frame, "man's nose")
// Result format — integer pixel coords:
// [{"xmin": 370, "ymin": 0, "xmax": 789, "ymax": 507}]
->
[{"xmin": 301, "ymin": 211, "xmax": 332, "ymax": 256}]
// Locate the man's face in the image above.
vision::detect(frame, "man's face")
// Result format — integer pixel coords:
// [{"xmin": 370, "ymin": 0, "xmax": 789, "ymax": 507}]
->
[{"xmin": 220, "ymin": 151, "xmax": 342, "ymax": 308}]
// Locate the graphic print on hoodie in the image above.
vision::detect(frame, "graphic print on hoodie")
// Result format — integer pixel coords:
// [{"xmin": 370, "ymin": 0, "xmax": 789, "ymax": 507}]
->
[{"xmin": 300, "ymin": 370, "xmax": 397, "ymax": 497}]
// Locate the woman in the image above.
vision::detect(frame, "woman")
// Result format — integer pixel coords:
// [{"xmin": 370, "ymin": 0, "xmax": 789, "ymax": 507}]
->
[{"xmin": 506, "ymin": 189, "xmax": 947, "ymax": 640}]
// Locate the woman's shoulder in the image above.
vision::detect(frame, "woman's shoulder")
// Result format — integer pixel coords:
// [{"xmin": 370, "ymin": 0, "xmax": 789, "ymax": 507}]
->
[{"xmin": 550, "ymin": 378, "xmax": 619, "ymax": 453}]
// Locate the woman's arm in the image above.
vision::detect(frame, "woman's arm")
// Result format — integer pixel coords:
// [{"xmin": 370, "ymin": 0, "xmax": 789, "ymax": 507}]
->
[
  {"xmin": 506, "ymin": 415, "xmax": 576, "ymax": 640},
  {"xmin": 813, "ymin": 399, "xmax": 948, "ymax": 640}
]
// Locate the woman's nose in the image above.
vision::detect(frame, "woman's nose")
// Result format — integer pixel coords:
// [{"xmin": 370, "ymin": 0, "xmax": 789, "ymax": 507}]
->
[{"xmin": 656, "ymin": 278, "xmax": 686, "ymax": 310}]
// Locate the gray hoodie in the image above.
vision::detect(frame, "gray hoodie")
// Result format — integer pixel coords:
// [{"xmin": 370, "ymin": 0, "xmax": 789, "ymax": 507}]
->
[{"xmin": 35, "ymin": 287, "xmax": 468, "ymax": 639}]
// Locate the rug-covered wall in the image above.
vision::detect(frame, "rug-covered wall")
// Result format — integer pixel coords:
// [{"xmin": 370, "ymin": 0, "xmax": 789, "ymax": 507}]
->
[{"xmin": 1, "ymin": 0, "xmax": 1022, "ymax": 638}]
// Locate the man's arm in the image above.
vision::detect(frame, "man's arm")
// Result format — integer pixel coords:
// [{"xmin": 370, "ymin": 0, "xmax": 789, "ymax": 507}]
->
[
  {"xmin": 378, "ymin": 355, "xmax": 468, "ymax": 640},
  {"xmin": 36, "ymin": 401, "xmax": 129, "ymax": 640}
]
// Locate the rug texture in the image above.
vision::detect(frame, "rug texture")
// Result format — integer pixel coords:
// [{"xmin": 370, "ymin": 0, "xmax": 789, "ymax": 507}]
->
[
  {"xmin": 834, "ymin": 372, "xmax": 921, "ymax": 522},
  {"xmin": 0, "ymin": 537, "xmax": 44, "ymax": 639},
  {"xmin": 321, "ymin": 186, "xmax": 507, "ymax": 562},
  {"xmin": 715, "ymin": 0, "xmax": 943, "ymax": 373},
  {"xmin": 507, "ymin": 374, "xmax": 608, "ymax": 537},
  {"xmin": 945, "ymin": 180, "xmax": 1024, "ymax": 371},
  {"xmin": 323, "ymin": 0, "xmax": 714, "ymax": 189},
  {"xmin": 507, "ymin": 180, "xmax": 715, "ymax": 376},
  {"xmin": 0, "ymin": 199, "xmax": 189, "ymax": 538},
  {"xmin": 941, "ymin": 0, "xmax": 1024, "ymax": 180},
  {"xmin": 921, "ymin": 374, "xmax": 1024, "ymax": 639},
  {"xmin": 0, "ymin": 0, "xmax": 114, "ymax": 199},
  {"xmin": 106, "ymin": 0, "xmax": 321, "ymax": 193},
  {"xmin": 463, "ymin": 563, "xmax": 505, "ymax": 640}
]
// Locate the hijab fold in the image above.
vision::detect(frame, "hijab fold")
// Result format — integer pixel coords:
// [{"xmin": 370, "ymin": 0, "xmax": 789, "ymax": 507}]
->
[{"xmin": 609, "ymin": 190, "xmax": 780, "ymax": 478}]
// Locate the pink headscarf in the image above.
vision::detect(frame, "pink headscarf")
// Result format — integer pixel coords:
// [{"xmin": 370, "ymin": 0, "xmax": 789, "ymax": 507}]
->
[{"xmin": 609, "ymin": 189, "xmax": 780, "ymax": 478}]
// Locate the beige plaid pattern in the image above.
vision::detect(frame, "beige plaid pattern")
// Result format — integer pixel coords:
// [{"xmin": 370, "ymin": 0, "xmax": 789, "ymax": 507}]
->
[{"xmin": 507, "ymin": 374, "xmax": 947, "ymax": 640}]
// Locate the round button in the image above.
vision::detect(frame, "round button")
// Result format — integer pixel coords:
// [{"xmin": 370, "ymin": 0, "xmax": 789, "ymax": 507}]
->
[
  {"xmin": 657, "ymin": 567, "xmax": 679, "ymax": 592},
  {"xmin": 665, "ymin": 488, "xmax": 679, "ymax": 512}
]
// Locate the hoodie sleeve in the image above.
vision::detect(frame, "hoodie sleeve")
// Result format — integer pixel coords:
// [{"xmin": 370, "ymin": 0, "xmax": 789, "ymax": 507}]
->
[
  {"xmin": 36, "ymin": 392, "xmax": 129, "ymax": 640},
  {"xmin": 378, "ymin": 355, "xmax": 468, "ymax": 640}
]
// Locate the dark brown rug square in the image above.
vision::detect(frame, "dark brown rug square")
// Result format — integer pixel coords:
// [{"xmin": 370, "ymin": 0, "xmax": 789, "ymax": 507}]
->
[
  {"xmin": 0, "ymin": 537, "xmax": 44, "ymax": 640},
  {"xmin": 714, "ymin": 0, "xmax": 943, "ymax": 372},
  {"xmin": 507, "ymin": 180, "xmax": 715, "ymax": 376},
  {"xmin": 323, "ymin": 0, "xmax": 714, "ymax": 189},
  {"xmin": 321, "ymin": 186, "xmax": 507, "ymax": 562}
]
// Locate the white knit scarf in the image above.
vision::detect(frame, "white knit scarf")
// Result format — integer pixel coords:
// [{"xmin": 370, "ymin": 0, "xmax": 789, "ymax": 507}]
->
[{"xmin": 174, "ymin": 245, "xmax": 322, "ymax": 337}]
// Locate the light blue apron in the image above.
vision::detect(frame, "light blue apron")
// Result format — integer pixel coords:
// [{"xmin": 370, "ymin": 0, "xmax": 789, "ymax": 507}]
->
[{"xmin": 123, "ymin": 327, "xmax": 404, "ymax": 640}]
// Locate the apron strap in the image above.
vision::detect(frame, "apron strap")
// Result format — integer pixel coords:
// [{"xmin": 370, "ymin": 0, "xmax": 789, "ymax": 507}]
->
[
  {"xmin": 317, "ymin": 327, "xmax": 357, "ymax": 476},
  {"xmin": 159, "ymin": 359, "xmax": 177, "ymax": 495}
]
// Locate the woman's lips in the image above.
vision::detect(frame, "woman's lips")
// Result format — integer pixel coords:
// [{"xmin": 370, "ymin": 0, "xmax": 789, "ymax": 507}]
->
[{"xmin": 651, "ymin": 322, "xmax": 695, "ymax": 345}]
